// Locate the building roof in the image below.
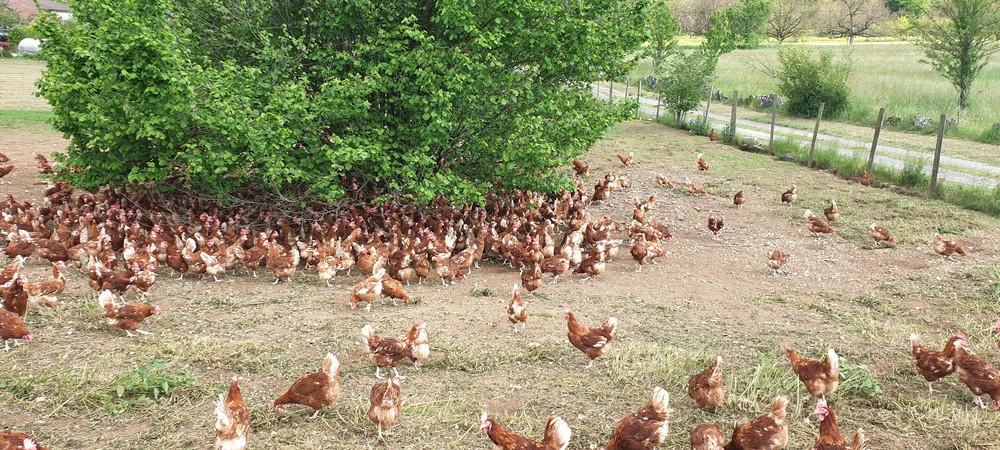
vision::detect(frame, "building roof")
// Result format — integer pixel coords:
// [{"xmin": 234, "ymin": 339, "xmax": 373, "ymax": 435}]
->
[{"xmin": 4, "ymin": 0, "xmax": 71, "ymax": 21}]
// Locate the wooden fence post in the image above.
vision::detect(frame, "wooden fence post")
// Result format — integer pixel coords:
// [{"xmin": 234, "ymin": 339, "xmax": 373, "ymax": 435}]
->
[
  {"xmin": 636, "ymin": 79, "xmax": 642, "ymax": 120},
  {"xmin": 768, "ymin": 93, "xmax": 777, "ymax": 153},
  {"xmin": 655, "ymin": 90, "xmax": 661, "ymax": 121},
  {"xmin": 867, "ymin": 107, "xmax": 886, "ymax": 174},
  {"xmin": 729, "ymin": 90, "xmax": 738, "ymax": 140},
  {"xmin": 702, "ymin": 86, "xmax": 713, "ymax": 129},
  {"xmin": 807, "ymin": 102, "xmax": 825, "ymax": 168},
  {"xmin": 930, "ymin": 114, "xmax": 946, "ymax": 195},
  {"xmin": 609, "ymin": 81, "xmax": 614, "ymax": 102}
]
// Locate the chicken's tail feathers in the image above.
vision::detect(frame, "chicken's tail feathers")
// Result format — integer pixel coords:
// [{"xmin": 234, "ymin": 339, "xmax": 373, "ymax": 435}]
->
[
  {"xmin": 650, "ymin": 386, "xmax": 670, "ymax": 415},
  {"xmin": 909, "ymin": 333, "xmax": 922, "ymax": 347},
  {"xmin": 214, "ymin": 393, "xmax": 233, "ymax": 431},
  {"xmin": 604, "ymin": 317, "xmax": 619, "ymax": 335},
  {"xmin": 709, "ymin": 356, "xmax": 723, "ymax": 379},
  {"xmin": 23, "ymin": 439, "xmax": 38, "ymax": 450},
  {"xmin": 851, "ymin": 428, "xmax": 867, "ymax": 450},
  {"xmin": 98, "ymin": 289, "xmax": 115, "ymax": 308},
  {"xmin": 361, "ymin": 324, "xmax": 374, "ymax": 340},
  {"xmin": 323, "ymin": 353, "xmax": 339, "ymax": 375},
  {"xmin": 771, "ymin": 396, "xmax": 789, "ymax": 417},
  {"xmin": 827, "ymin": 348, "xmax": 839, "ymax": 372},
  {"xmin": 541, "ymin": 416, "xmax": 571, "ymax": 450}
]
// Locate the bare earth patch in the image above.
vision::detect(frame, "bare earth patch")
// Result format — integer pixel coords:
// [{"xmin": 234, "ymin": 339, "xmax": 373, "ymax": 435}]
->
[{"xmin": 1, "ymin": 121, "xmax": 999, "ymax": 449}]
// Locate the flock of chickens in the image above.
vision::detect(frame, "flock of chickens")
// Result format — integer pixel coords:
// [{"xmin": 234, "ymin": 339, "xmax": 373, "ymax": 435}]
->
[{"xmin": 0, "ymin": 147, "xmax": 998, "ymax": 450}]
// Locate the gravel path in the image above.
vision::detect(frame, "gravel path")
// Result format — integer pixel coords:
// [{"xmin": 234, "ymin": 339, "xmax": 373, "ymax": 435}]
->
[{"xmin": 593, "ymin": 84, "xmax": 1000, "ymax": 189}]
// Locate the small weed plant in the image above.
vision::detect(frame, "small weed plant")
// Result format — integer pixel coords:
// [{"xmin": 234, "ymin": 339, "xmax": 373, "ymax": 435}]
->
[{"xmin": 104, "ymin": 360, "xmax": 197, "ymax": 415}]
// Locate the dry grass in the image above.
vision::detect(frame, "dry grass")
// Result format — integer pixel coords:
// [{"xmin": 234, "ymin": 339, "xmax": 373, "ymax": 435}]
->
[
  {"xmin": 0, "ymin": 59, "xmax": 50, "ymax": 111},
  {"xmin": 1, "ymin": 121, "xmax": 1000, "ymax": 449}
]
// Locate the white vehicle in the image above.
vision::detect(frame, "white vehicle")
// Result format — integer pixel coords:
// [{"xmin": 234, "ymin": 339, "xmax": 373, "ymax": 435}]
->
[{"xmin": 18, "ymin": 38, "xmax": 42, "ymax": 56}]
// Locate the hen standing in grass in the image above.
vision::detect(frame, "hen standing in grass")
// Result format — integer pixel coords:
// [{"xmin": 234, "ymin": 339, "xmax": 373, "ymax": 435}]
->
[
  {"xmin": 507, "ymin": 284, "xmax": 527, "ymax": 333},
  {"xmin": 780, "ymin": 185, "xmax": 797, "ymax": 205},
  {"xmin": 362, "ymin": 323, "xmax": 416, "ymax": 378},
  {"xmin": 733, "ymin": 191, "xmax": 745, "ymax": 208},
  {"xmin": 860, "ymin": 171, "xmax": 872, "ymax": 187},
  {"xmin": 369, "ymin": 376, "xmax": 403, "ymax": 442},
  {"xmin": 572, "ymin": 158, "xmax": 590, "ymax": 177},
  {"xmin": 869, "ymin": 223, "xmax": 896, "ymax": 246},
  {"xmin": 564, "ymin": 310, "xmax": 617, "ymax": 367},
  {"xmin": 953, "ymin": 338, "xmax": 1000, "ymax": 409},
  {"xmin": 804, "ymin": 210, "xmax": 837, "ymax": 235},
  {"xmin": 932, "ymin": 233, "xmax": 967, "ymax": 259},
  {"xmin": 786, "ymin": 347, "xmax": 839, "ymax": 398},
  {"xmin": 98, "ymin": 290, "xmax": 160, "ymax": 337},
  {"xmin": 688, "ymin": 356, "xmax": 725, "ymax": 409},
  {"xmin": 480, "ymin": 413, "xmax": 571, "ymax": 450},
  {"xmin": 910, "ymin": 332, "xmax": 965, "ymax": 393},
  {"xmin": 406, "ymin": 321, "xmax": 430, "ymax": 369},
  {"xmin": 350, "ymin": 268, "xmax": 386, "ymax": 311},
  {"xmin": 824, "ymin": 200, "xmax": 839, "ymax": 222},
  {"xmin": 271, "ymin": 353, "xmax": 341, "ymax": 416},
  {"xmin": 1, "ymin": 275, "xmax": 28, "ymax": 317},
  {"xmin": 723, "ymin": 396, "xmax": 789, "ymax": 450},
  {"xmin": 0, "ymin": 308, "xmax": 32, "ymax": 351},
  {"xmin": 697, "ymin": 153, "xmax": 711, "ymax": 171},
  {"xmin": 0, "ymin": 431, "xmax": 47, "ymax": 450},
  {"xmin": 600, "ymin": 387, "xmax": 670, "ymax": 450},
  {"xmin": 811, "ymin": 399, "xmax": 866, "ymax": 450},
  {"xmin": 618, "ymin": 152, "xmax": 635, "ymax": 166},
  {"xmin": 767, "ymin": 250, "xmax": 790, "ymax": 275},
  {"xmin": 214, "ymin": 375, "xmax": 250, "ymax": 450},
  {"xmin": 690, "ymin": 423, "xmax": 726, "ymax": 450},
  {"xmin": 707, "ymin": 214, "xmax": 724, "ymax": 239}
]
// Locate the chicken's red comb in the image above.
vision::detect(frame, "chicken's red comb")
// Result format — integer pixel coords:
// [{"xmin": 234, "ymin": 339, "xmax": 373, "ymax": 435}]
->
[
  {"xmin": 955, "ymin": 331, "xmax": 968, "ymax": 340},
  {"xmin": 994, "ymin": 320, "xmax": 1000, "ymax": 332}
]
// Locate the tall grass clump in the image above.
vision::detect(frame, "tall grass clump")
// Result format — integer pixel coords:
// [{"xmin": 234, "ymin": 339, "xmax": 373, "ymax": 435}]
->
[
  {"xmin": 939, "ymin": 182, "xmax": 1000, "ymax": 217},
  {"xmin": 898, "ymin": 160, "xmax": 930, "ymax": 188}
]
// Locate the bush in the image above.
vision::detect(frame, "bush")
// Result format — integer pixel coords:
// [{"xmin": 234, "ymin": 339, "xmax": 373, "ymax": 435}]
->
[
  {"xmin": 36, "ymin": 0, "xmax": 648, "ymax": 205},
  {"xmin": 654, "ymin": 51, "xmax": 716, "ymax": 122},
  {"xmin": 776, "ymin": 47, "xmax": 853, "ymax": 118},
  {"xmin": 8, "ymin": 25, "xmax": 35, "ymax": 47}
]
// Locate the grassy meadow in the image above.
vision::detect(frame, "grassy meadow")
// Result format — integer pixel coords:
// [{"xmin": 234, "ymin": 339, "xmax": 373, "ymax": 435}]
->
[{"xmin": 631, "ymin": 40, "xmax": 1000, "ymax": 143}]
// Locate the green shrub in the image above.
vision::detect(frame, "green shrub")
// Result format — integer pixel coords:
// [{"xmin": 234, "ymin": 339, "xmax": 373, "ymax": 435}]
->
[
  {"xmin": 36, "ymin": 0, "xmax": 648, "ymax": 205},
  {"xmin": 776, "ymin": 47, "xmax": 853, "ymax": 118},
  {"xmin": 8, "ymin": 25, "xmax": 35, "ymax": 47}
]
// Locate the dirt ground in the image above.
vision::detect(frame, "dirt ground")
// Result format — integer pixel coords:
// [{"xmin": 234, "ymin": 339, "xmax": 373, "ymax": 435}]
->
[{"xmin": 1, "ymin": 121, "xmax": 1000, "ymax": 449}]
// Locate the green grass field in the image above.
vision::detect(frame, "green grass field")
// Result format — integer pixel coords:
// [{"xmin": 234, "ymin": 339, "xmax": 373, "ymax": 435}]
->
[{"xmin": 631, "ymin": 40, "xmax": 1000, "ymax": 143}]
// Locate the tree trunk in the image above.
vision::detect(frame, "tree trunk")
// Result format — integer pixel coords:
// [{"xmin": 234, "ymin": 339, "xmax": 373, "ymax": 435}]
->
[{"xmin": 848, "ymin": 15, "xmax": 855, "ymax": 44}]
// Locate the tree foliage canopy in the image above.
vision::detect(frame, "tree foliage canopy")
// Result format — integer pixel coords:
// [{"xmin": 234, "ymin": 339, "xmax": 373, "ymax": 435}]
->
[
  {"xmin": 37, "ymin": 0, "xmax": 647, "ymax": 205},
  {"xmin": 776, "ymin": 46, "xmax": 853, "ymax": 117},
  {"xmin": 643, "ymin": 0, "xmax": 681, "ymax": 69},
  {"xmin": 704, "ymin": 0, "xmax": 774, "ymax": 53},
  {"xmin": 913, "ymin": 0, "xmax": 1000, "ymax": 110}
]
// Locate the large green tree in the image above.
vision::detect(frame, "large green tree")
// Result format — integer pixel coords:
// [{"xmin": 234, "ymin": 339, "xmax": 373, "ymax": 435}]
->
[
  {"xmin": 37, "ymin": 0, "xmax": 647, "ymax": 205},
  {"xmin": 914, "ymin": 0, "xmax": 1000, "ymax": 110},
  {"xmin": 644, "ymin": 0, "xmax": 681, "ymax": 69},
  {"xmin": 704, "ymin": 0, "xmax": 774, "ymax": 53}
]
